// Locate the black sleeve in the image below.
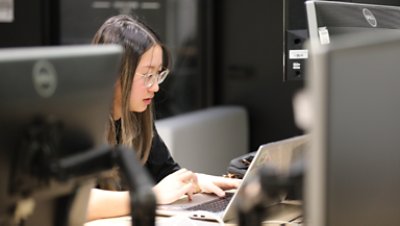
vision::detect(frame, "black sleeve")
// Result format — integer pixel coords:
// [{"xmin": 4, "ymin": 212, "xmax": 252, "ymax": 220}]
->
[{"xmin": 144, "ymin": 126, "xmax": 181, "ymax": 183}]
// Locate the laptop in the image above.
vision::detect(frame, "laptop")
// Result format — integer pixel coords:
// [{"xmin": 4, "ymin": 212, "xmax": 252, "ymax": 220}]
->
[{"xmin": 157, "ymin": 134, "xmax": 309, "ymax": 222}]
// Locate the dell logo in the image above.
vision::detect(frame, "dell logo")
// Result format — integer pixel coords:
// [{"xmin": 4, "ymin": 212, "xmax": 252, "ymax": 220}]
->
[
  {"xmin": 363, "ymin": 8, "xmax": 377, "ymax": 27},
  {"xmin": 32, "ymin": 60, "xmax": 57, "ymax": 98}
]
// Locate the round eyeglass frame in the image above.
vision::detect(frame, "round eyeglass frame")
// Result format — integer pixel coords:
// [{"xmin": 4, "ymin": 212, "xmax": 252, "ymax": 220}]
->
[{"xmin": 136, "ymin": 68, "xmax": 170, "ymax": 88}]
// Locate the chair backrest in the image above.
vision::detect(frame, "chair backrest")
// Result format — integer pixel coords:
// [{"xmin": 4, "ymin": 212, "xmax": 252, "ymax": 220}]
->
[{"xmin": 155, "ymin": 106, "xmax": 249, "ymax": 175}]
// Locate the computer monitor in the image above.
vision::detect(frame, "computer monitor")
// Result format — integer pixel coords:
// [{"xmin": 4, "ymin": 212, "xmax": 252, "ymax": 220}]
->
[
  {"xmin": 305, "ymin": 31, "xmax": 400, "ymax": 225},
  {"xmin": 0, "ymin": 45, "xmax": 122, "ymax": 226},
  {"xmin": 283, "ymin": 0, "xmax": 309, "ymax": 81},
  {"xmin": 306, "ymin": 0, "xmax": 400, "ymax": 51},
  {"xmin": 284, "ymin": 0, "xmax": 400, "ymax": 81}
]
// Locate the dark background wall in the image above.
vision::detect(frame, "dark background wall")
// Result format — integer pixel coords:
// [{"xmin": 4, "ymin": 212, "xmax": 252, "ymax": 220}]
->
[
  {"xmin": 214, "ymin": 0, "xmax": 304, "ymax": 151},
  {"xmin": 0, "ymin": 0, "xmax": 58, "ymax": 47}
]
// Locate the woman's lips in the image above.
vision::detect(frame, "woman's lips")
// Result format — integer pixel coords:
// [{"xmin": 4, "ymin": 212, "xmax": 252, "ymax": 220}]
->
[{"xmin": 143, "ymin": 98, "xmax": 152, "ymax": 105}]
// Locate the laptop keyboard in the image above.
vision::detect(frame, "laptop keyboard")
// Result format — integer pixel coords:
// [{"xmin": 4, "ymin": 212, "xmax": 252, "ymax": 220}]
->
[{"xmin": 186, "ymin": 193, "xmax": 234, "ymax": 212}]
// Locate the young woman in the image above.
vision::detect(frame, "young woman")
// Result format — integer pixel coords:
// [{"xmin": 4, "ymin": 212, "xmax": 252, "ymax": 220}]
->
[{"xmin": 86, "ymin": 15, "xmax": 240, "ymax": 221}]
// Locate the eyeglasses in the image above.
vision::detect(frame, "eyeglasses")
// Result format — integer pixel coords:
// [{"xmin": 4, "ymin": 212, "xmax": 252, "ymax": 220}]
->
[{"xmin": 136, "ymin": 68, "xmax": 170, "ymax": 88}]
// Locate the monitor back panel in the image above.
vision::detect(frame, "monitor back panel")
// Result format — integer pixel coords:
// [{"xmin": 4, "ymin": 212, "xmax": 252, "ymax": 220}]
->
[{"xmin": 307, "ymin": 32, "xmax": 400, "ymax": 226}]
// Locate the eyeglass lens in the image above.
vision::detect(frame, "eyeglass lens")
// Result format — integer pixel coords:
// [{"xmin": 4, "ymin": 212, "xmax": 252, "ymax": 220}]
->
[{"xmin": 145, "ymin": 70, "xmax": 169, "ymax": 87}]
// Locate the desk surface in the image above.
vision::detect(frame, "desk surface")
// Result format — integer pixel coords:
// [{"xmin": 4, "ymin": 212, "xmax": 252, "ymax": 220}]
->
[{"xmin": 85, "ymin": 201, "xmax": 302, "ymax": 226}]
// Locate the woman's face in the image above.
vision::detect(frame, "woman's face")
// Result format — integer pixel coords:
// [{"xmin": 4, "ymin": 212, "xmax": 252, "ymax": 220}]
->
[
  {"xmin": 130, "ymin": 44, "xmax": 163, "ymax": 112},
  {"xmin": 113, "ymin": 44, "xmax": 164, "ymax": 119}
]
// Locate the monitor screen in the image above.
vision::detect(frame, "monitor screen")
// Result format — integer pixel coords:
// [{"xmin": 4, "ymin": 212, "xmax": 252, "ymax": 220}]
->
[
  {"xmin": 305, "ymin": 31, "xmax": 400, "ymax": 226},
  {"xmin": 0, "ymin": 45, "xmax": 122, "ymax": 226}
]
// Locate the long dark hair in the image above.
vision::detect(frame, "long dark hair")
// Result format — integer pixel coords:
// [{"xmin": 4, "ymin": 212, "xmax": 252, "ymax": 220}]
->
[{"xmin": 92, "ymin": 15, "xmax": 169, "ymax": 164}]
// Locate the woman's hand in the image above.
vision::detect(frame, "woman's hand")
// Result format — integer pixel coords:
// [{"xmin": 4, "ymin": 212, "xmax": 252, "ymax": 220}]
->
[
  {"xmin": 153, "ymin": 168, "xmax": 199, "ymax": 204},
  {"xmin": 196, "ymin": 173, "xmax": 242, "ymax": 197}
]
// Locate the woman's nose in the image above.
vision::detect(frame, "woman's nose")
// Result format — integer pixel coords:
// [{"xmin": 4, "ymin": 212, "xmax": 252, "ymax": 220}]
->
[{"xmin": 148, "ymin": 82, "xmax": 160, "ymax": 92}]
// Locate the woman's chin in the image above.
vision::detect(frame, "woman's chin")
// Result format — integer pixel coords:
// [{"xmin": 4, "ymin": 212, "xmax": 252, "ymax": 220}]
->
[{"xmin": 131, "ymin": 106, "xmax": 148, "ymax": 113}]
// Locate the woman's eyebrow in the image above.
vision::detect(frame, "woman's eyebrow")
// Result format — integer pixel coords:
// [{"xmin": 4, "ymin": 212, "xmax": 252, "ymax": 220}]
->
[{"xmin": 139, "ymin": 64, "xmax": 162, "ymax": 71}]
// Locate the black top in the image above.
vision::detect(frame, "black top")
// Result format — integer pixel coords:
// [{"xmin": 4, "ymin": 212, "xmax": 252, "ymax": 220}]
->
[
  {"xmin": 97, "ymin": 120, "xmax": 180, "ymax": 190},
  {"xmin": 144, "ymin": 127, "xmax": 181, "ymax": 183},
  {"xmin": 115, "ymin": 119, "xmax": 180, "ymax": 183}
]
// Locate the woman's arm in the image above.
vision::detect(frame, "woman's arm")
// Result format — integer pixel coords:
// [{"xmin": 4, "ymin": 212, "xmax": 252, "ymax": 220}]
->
[
  {"xmin": 86, "ymin": 169, "xmax": 199, "ymax": 221},
  {"xmin": 86, "ymin": 189, "xmax": 130, "ymax": 221}
]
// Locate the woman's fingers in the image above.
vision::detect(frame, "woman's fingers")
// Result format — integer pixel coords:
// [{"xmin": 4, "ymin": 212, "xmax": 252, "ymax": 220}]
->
[
  {"xmin": 213, "ymin": 178, "xmax": 242, "ymax": 189},
  {"xmin": 155, "ymin": 170, "xmax": 242, "ymax": 205},
  {"xmin": 171, "ymin": 169, "xmax": 199, "ymax": 199},
  {"xmin": 196, "ymin": 173, "xmax": 242, "ymax": 197},
  {"xmin": 179, "ymin": 169, "xmax": 198, "ymax": 183},
  {"xmin": 203, "ymin": 182, "xmax": 226, "ymax": 197},
  {"xmin": 177, "ymin": 181, "xmax": 197, "ymax": 200}
]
